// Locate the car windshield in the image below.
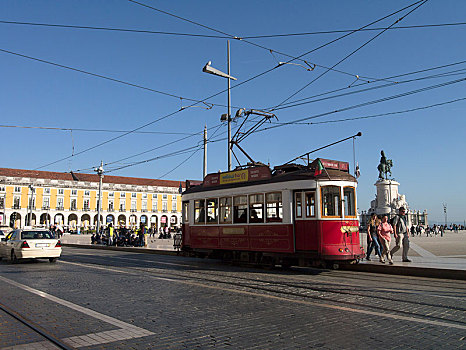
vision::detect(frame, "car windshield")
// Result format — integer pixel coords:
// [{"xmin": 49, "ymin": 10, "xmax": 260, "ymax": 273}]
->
[{"xmin": 21, "ymin": 231, "xmax": 54, "ymax": 240}]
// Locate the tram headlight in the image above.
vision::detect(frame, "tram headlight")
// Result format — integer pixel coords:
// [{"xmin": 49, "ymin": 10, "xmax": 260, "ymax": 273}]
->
[
  {"xmin": 338, "ymin": 248, "xmax": 344, "ymax": 253},
  {"xmin": 345, "ymin": 248, "xmax": 350, "ymax": 252}
]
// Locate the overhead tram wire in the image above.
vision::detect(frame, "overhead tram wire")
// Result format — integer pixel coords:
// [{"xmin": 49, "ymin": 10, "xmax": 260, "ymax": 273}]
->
[
  {"xmin": 268, "ymin": 67, "xmax": 466, "ymax": 112},
  {"xmin": 127, "ymin": 0, "xmax": 427, "ymax": 84},
  {"xmin": 240, "ymin": 22, "xmax": 466, "ymax": 39},
  {"xmin": 269, "ymin": 0, "xmax": 429, "ymax": 111},
  {"xmin": 100, "ymin": 118, "xmax": 232, "ymax": 175},
  {"xmin": 0, "ymin": 47, "xmax": 234, "ymax": 109},
  {"xmin": 155, "ymin": 122, "xmax": 229, "ymax": 180},
  {"xmin": 101, "ymin": 122, "xmax": 226, "ymax": 168},
  {"xmin": 0, "ymin": 20, "xmax": 229, "ymax": 38},
  {"xmin": 2, "ymin": 20, "xmax": 465, "ymax": 40},
  {"xmin": 272, "ymin": 96, "xmax": 466, "ymax": 126},
  {"xmin": 26, "ymin": 0, "xmax": 430, "ymax": 172},
  {"xmin": 264, "ymin": 60, "xmax": 466, "ymax": 111},
  {"xmin": 243, "ymin": 76, "xmax": 466, "ymax": 136},
  {"xmin": 101, "ymin": 119, "xmax": 232, "ymax": 175},
  {"xmin": 0, "ymin": 124, "xmax": 197, "ymax": 135}
]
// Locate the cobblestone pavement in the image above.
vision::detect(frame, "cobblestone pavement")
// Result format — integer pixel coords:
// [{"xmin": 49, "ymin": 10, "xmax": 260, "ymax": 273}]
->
[{"xmin": 0, "ymin": 247, "xmax": 465, "ymax": 349}]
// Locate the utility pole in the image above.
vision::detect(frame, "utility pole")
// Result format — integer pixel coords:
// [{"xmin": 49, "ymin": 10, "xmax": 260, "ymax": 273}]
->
[
  {"xmin": 2, "ymin": 190, "xmax": 6, "ymax": 226},
  {"xmin": 203, "ymin": 125, "xmax": 207, "ymax": 179},
  {"xmin": 95, "ymin": 161, "xmax": 104, "ymax": 234},
  {"xmin": 227, "ymin": 40, "xmax": 232, "ymax": 171},
  {"xmin": 28, "ymin": 185, "xmax": 34, "ymax": 227}
]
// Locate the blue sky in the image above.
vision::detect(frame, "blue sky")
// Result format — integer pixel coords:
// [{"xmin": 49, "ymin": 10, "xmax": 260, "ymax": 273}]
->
[{"xmin": 1, "ymin": 0, "xmax": 465, "ymax": 224}]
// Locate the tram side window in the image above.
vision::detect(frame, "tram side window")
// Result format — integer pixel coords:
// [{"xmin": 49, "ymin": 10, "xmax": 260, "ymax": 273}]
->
[
  {"xmin": 194, "ymin": 199, "xmax": 206, "ymax": 224},
  {"xmin": 206, "ymin": 198, "xmax": 218, "ymax": 223},
  {"xmin": 295, "ymin": 192, "xmax": 302, "ymax": 218},
  {"xmin": 249, "ymin": 194, "xmax": 264, "ymax": 223},
  {"xmin": 182, "ymin": 201, "xmax": 189, "ymax": 223},
  {"xmin": 219, "ymin": 197, "xmax": 232, "ymax": 224},
  {"xmin": 233, "ymin": 196, "xmax": 247, "ymax": 223},
  {"xmin": 305, "ymin": 192, "xmax": 316, "ymax": 217},
  {"xmin": 266, "ymin": 192, "xmax": 282, "ymax": 222},
  {"xmin": 344, "ymin": 187, "xmax": 356, "ymax": 217},
  {"xmin": 321, "ymin": 186, "xmax": 341, "ymax": 217}
]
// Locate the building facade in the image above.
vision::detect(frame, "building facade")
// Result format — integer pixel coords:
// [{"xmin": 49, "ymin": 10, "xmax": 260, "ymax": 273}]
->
[{"xmin": 0, "ymin": 168, "xmax": 184, "ymax": 231}]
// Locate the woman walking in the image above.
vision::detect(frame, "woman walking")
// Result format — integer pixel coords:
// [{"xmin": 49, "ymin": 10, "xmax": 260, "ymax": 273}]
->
[
  {"xmin": 378, "ymin": 215, "xmax": 394, "ymax": 265},
  {"xmin": 366, "ymin": 213, "xmax": 382, "ymax": 261}
]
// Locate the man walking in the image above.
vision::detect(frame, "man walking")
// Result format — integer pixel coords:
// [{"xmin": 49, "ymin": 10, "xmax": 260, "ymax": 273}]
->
[{"xmin": 390, "ymin": 207, "xmax": 411, "ymax": 262}]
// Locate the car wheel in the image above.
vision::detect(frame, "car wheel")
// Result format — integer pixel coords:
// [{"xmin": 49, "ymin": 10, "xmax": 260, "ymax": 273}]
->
[
  {"xmin": 11, "ymin": 250, "xmax": 18, "ymax": 264},
  {"xmin": 49, "ymin": 257, "xmax": 57, "ymax": 263}
]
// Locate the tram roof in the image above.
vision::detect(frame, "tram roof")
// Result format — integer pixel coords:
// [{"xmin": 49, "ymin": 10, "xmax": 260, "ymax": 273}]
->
[{"xmin": 183, "ymin": 164, "xmax": 356, "ymax": 195}]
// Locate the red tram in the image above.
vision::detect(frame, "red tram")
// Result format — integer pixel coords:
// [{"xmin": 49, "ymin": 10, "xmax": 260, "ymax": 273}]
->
[{"xmin": 181, "ymin": 158, "xmax": 363, "ymax": 268}]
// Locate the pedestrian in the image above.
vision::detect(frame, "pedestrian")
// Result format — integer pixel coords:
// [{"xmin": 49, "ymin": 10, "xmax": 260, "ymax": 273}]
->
[
  {"xmin": 377, "ymin": 215, "xmax": 394, "ymax": 265},
  {"xmin": 390, "ymin": 207, "xmax": 411, "ymax": 262},
  {"xmin": 108, "ymin": 223, "xmax": 114, "ymax": 246},
  {"xmin": 366, "ymin": 213, "xmax": 382, "ymax": 262}
]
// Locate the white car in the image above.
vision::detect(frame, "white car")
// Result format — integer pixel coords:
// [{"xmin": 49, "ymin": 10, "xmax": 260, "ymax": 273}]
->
[{"xmin": 0, "ymin": 229, "xmax": 62, "ymax": 263}]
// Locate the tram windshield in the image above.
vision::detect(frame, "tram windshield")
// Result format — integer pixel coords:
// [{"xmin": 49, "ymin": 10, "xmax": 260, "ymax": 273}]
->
[
  {"xmin": 343, "ymin": 187, "xmax": 356, "ymax": 217},
  {"xmin": 321, "ymin": 186, "xmax": 341, "ymax": 217}
]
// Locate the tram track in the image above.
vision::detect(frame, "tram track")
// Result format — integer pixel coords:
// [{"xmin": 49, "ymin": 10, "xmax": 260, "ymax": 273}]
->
[
  {"xmin": 0, "ymin": 300, "xmax": 75, "ymax": 350},
  {"xmin": 61, "ymin": 253, "xmax": 466, "ymax": 326}
]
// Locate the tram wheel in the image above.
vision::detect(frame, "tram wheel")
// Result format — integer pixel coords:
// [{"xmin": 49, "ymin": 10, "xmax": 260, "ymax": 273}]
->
[{"xmin": 260, "ymin": 256, "xmax": 276, "ymax": 269}]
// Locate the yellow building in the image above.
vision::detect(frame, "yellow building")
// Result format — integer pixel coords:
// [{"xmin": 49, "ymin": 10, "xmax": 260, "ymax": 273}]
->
[{"xmin": 0, "ymin": 168, "xmax": 184, "ymax": 230}]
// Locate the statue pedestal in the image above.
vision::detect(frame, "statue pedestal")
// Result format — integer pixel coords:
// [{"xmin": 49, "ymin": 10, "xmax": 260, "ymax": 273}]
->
[{"xmin": 375, "ymin": 179, "xmax": 400, "ymax": 216}]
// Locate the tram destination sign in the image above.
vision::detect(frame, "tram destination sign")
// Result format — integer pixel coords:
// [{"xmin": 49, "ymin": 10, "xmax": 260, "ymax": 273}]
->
[
  {"xmin": 319, "ymin": 158, "xmax": 349, "ymax": 172},
  {"xmin": 203, "ymin": 166, "xmax": 272, "ymax": 187}
]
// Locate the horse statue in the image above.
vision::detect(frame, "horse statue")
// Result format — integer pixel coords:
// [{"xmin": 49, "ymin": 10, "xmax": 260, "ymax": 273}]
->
[{"xmin": 377, "ymin": 150, "xmax": 393, "ymax": 180}]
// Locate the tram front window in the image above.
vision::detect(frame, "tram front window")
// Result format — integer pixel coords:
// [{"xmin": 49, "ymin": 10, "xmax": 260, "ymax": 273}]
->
[
  {"xmin": 249, "ymin": 194, "xmax": 264, "ymax": 223},
  {"xmin": 233, "ymin": 196, "xmax": 247, "ymax": 223},
  {"xmin": 321, "ymin": 186, "xmax": 341, "ymax": 217},
  {"xmin": 206, "ymin": 198, "xmax": 218, "ymax": 223},
  {"xmin": 219, "ymin": 197, "xmax": 232, "ymax": 224},
  {"xmin": 194, "ymin": 199, "xmax": 206, "ymax": 224},
  {"xmin": 344, "ymin": 187, "xmax": 356, "ymax": 217},
  {"xmin": 266, "ymin": 192, "xmax": 282, "ymax": 222}
]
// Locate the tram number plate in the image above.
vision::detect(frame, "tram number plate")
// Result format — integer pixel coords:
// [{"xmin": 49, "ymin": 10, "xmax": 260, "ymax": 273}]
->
[{"xmin": 35, "ymin": 243, "xmax": 50, "ymax": 248}]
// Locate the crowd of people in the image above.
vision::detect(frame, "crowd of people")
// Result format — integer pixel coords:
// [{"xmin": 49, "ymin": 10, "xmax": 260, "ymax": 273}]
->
[
  {"xmin": 90, "ymin": 223, "xmax": 180, "ymax": 247},
  {"xmin": 366, "ymin": 206, "xmax": 412, "ymax": 265},
  {"xmin": 365, "ymin": 207, "xmax": 464, "ymax": 265}
]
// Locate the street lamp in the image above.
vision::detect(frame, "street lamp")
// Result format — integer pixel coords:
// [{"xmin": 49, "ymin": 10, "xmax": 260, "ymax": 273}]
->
[
  {"xmin": 202, "ymin": 40, "xmax": 237, "ymax": 171},
  {"xmin": 94, "ymin": 161, "xmax": 104, "ymax": 234},
  {"xmin": 28, "ymin": 185, "xmax": 34, "ymax": 227}
]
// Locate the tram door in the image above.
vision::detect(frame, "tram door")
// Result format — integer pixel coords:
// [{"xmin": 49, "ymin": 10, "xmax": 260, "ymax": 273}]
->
[{"xmin": 294, "ymin": 190, "xmax": 319, "ymax": 251}]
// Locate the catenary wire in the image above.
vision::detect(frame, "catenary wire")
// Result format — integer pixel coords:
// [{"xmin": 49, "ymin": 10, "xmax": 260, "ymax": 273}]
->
[
  {"xmin": 247, "ymin": 76, "xmax": 466, "ymax": 135},
  {"xmin": 269, "ymin": 0, "xmax": 429, "ymax": 111},
  {"xmin": 24, "ymin": 0, "xmax": 432, "ymax": 172},
  {"xmin": 269, "ymin": 67, "xmax": 466, "ymax": 112},
  {"xmin": 267, "ymin": 60, "xmax": 466, "ymax": 110},
  {"xmin": 128, "ymin": 0, "xmax": 428, "ymax": 84},
  {"xmin": 1, "ymin": 20, "xmax": 465, "ymax": 39},
  {"xmin": 272, "ymin": 96, "xmax": 466, "ymax": 126},
  {"xmin": 0, "ymin": 124, "xmax": 197, "ymax": 135}
]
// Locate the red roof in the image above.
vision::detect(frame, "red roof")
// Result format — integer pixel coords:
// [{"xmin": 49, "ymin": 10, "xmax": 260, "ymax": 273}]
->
[{"xmin": 0, "ymin": 168, "xmax": 184, "ymax": 188}]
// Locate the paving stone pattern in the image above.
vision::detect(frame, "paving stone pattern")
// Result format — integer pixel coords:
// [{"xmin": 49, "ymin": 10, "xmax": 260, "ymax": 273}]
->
[{"xmin": 0, "ymin": 247, "xmax": 465, "ymax": 349}]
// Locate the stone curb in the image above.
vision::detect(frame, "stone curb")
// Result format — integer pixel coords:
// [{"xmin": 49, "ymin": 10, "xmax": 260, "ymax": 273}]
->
[{"xmin": 341, "ymin": 263, "xmax": 466, "ymax": 281}]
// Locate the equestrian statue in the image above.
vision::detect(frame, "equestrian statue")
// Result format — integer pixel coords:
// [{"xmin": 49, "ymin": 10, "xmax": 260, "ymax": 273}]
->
[{"xmin": 377, "ymin": 150, "xmax": 393, "ymax": 180}]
